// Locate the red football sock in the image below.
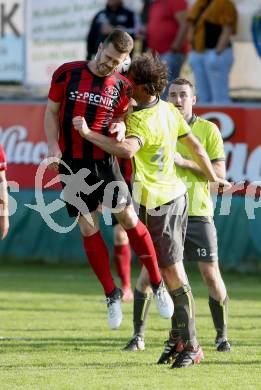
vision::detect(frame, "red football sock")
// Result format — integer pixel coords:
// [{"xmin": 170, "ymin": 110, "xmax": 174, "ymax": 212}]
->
[
  {"xmin": 114, "ymin": 244, "xmax": 131, "ymax": 289},
  {"xmin": 83, "ymin": 232, "xmax": 116, "ymax": 295},
  {"xmin": 125, "ymin": 220, "xmax": 161, "ymax": 286}
]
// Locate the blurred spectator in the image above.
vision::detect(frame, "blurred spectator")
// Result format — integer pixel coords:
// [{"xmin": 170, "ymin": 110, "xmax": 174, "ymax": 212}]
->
[
  {"xmin": 145, "ymin": 0, "xmax": 189, "ymax": 99},
  {"xmin": 136, "ymin": 0, "xmax": 152, "ymax": 53},
  {"xmin": 86, "ymin": 0, "xmax": 139, "ymax": 60},
  {"xmin": 187, "ymin": 0, "xmax": 237, "ymax": 104},
  {"xmin": 0, "ymin": 144, "xmax": 9, "ymax": 240}
]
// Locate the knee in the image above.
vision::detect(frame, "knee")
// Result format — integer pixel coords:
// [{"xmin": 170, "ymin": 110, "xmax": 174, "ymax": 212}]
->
[
  {"xmin": 160, "ymin": 263, "xmax": 187, "ymax": 290},
  {"xmin": 78, "ymin": 215, "xmax": 99, "ymax": 236},
  {"xmin": 113, "ymin": 224, "xmax": 129, "ymax": 245},
  {"xmin": 201, "ymin": 267, "xmax": 219, "ymax": 288},
  {"xmin": 136, "ymin": 269, "xmax": 151, "ymax": 292},
  {"xmin": 115, "ymin": 205, "xmax": 138, "ymax": 230}
]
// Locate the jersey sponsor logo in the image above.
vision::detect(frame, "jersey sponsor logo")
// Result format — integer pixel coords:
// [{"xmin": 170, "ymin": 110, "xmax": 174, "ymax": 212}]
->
[{"xmin": 69, "ymin": 90, "xmax": 117, "ymax": 110}]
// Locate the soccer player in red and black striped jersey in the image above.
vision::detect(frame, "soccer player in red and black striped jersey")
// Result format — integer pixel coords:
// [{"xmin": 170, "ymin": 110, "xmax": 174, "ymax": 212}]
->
[
  {"xmin": 0, "ymin": 144, "xmax": 9, "ymax": 240},
  {"xmin": 45, "ymin": 29, "xmax": 173, "ymax": 329}
]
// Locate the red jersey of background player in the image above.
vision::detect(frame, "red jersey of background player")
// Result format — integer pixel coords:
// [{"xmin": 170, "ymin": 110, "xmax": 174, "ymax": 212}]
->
[
  {"xmin": 48, "ymin": 61, "xmax": 132, "ymax": 161},
  {"xmin": 0, "ymin": 145, "xmax": 7, "ymax": 171}
]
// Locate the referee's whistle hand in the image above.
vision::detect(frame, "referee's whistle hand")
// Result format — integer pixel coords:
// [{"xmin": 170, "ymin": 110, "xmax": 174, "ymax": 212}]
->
[{"xmin": 73, "ymin": 116, "xmax": 90, "ymax": 139}]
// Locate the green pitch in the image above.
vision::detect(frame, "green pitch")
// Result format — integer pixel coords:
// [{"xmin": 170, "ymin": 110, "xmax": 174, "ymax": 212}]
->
[{"xmin": 0, "ymin": 263, "xmax": 260, "ymax": 390}]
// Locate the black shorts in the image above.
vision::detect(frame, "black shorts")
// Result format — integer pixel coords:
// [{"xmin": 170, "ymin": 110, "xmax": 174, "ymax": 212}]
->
[
  {"xmin": 59, "ymin": 157, "xmax": 132, "ymax": 217},
  {"xmin": 138, "ymin": 193, "xmax": 188, "ymax": 268},
  {"xmin": 184, "ymin": 216, "xmax": 218, "ymax": 262}
]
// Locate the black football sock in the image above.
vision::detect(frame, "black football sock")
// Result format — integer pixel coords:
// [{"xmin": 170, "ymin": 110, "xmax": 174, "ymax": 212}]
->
[
  {"xmin": 209, "ymin": 295, "xmax": 228, "ymax": 341},
  {"xmin": 133, "ymin": 288, "xmax": 153, "ymax": 338},
  {"xmin": 169, "ymin": 291, "xmax": 181, "ymax": 340},
  {"xmin": 170, "ymin": 284, "xmax": 197, "ymax": 348}
]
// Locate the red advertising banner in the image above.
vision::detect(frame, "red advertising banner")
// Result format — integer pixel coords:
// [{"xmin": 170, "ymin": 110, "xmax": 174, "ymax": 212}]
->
[
  {"xmin": 0, "ymin": 103, "xmax": 261, "ymax": 191},
  {"xmin": 195, "ymin": 106, "xmax": 261, "ymax": 195},
  {"xmin": 0, "ymin": 103, "xmax": 59, "ymax": 189}
]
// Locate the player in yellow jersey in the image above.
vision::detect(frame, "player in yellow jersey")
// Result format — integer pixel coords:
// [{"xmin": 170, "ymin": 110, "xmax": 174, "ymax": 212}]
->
[
  {"xmin": 167, "ymin": 78, "xmax": 231, "ymax": 353},
  {"xmin": 73, "ymin": 53, "xmax": 230, "ymax": 368}
]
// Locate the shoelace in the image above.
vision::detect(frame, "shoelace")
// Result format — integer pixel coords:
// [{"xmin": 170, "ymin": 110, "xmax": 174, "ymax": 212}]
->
[{"xmin": 105, "ymin": 297, "xmax": 114, "ymax": 305}]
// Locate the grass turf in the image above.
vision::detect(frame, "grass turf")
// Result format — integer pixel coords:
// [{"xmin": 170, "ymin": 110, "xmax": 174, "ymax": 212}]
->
[{"xmin": 0, "ymin": 263, "xmax": 260, "ymax": 390}]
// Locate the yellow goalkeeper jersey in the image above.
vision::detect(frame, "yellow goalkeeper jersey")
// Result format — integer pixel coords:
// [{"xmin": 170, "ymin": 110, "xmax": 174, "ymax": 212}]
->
[{"xmin": 126, "ymin": 99, "xmax": 190, "ymax": 209}]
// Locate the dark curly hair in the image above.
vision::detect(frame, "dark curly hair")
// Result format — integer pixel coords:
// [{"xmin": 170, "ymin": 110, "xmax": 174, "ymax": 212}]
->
[{"xmin": 129, "ymin": 53, "xmax": 168, "ymax": 96}]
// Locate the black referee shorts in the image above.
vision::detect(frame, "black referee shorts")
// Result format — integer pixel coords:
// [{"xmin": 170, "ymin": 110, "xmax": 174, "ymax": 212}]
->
[{"xmin": 59, "ymin": 157, "xmax": 132, "ymax": 217}]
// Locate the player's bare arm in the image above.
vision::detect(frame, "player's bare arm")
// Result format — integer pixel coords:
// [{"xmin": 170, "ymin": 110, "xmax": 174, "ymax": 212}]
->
[
  {"xmin": 72, "ymin": 116, "xmax": 140, "ymax": 158},
  {"xmin": 179, "ymin": 133, "xmax": 231, "ymax": 189},
  {"xmin": 175, "ymin": 153, "xmax": 226, "ymax": 179},
  {"xmin": 174, "ymin": 151, "xmax": 204, "ymax": 175},
  {"xmin": 212, "ymin": 160, "xmax": 226, "ymax": 179},
  {"xmin": 44, "ymin": 99, "xmax": 62, "ymax": 171},
  {"xmin": 0, "ymin": 170, "xmax": 9, "ymax": 240}
]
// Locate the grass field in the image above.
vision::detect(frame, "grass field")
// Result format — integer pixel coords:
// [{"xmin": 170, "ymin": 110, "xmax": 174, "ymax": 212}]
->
[{"xmin": 0, "ymin": 263, "xmax": 260, "ymax": 390}]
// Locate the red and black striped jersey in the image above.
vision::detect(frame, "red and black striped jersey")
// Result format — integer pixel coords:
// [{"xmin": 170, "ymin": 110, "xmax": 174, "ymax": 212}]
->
[
  {"xmin": 48, "ymin": 61, "xmax": 132, "ymax": 160},
  {"xmin": 0, "ymin": 144, "xmax": 7, "ymax": 171}
]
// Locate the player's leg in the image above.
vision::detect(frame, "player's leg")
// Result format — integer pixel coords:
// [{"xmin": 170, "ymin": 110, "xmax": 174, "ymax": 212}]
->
[
  {"xmin": 198, "ymin": 261, "xmax": 230, "ymax": 351},
  {"xmin": 101, "ymin": 157, "xmax": 172, "ymax": 320},
  {"xmin": 78, "ymin": 212, "xmax": 122, "ymax": 330},
  {"xmin": 60, "ymin": 158, "xmax": 123, "ymax": 329},
  {"xmin": 123, "ymin": 266, "xmax": 152, "ymax": 351},
  {"xmin": 113, "ymin": 222, "xmax": 133, "ymax": 302},
  {"xmin": 185, "ymin": 216, "xmax": 230, "ymax": 351},
  {"xmin": 114, "ymin": 204, "xmax": 174, "ymax": 319},
  {"xmin": 147, "ymin": 195, "xmax": 203, "ymax": 368}
]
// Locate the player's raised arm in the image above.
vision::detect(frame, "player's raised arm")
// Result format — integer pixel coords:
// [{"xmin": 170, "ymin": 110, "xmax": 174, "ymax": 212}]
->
[
  {"xmin": 72, "ymin": 116, "xmax": 141, "ymax": 158},
  {"xmin": 179, "ymin": 133, "xmax": 231, "ymax": 189}
]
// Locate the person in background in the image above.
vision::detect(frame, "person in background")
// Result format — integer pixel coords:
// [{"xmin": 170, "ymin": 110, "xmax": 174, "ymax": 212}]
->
[
  {"xmin": 86, "ymin": 0, "xmax": 139, "ymax": 60},
  {"xmin": 145, "ymin": 0, "xmax": 189, "ymax": 100},
  {"xmin": 187, "ymin": 0, "xmax": 237, "ymax": 103},
  {"xmin": 166, "ymin": 78, "xmax": 231, "ymax": 357},
  {"xmin": 0, "ymin": 144, "xmax": 9, "ymax": 240}
]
